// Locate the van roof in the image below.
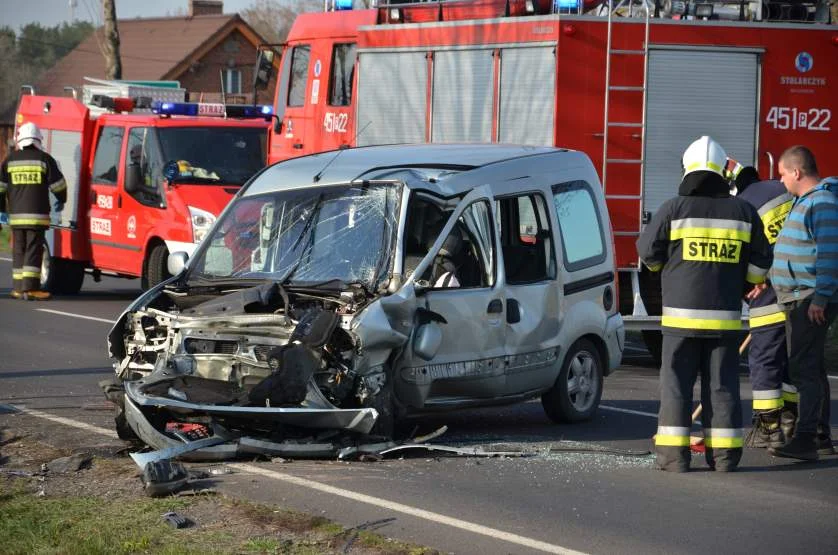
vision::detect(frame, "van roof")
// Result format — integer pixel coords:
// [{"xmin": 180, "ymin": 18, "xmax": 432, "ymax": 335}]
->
[{"xmin": 245, "ymin": 143, "xmax": 583, "ymax": 198}]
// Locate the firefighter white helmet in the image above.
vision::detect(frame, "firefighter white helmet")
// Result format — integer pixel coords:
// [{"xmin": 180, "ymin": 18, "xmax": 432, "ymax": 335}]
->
[
  {"xmin": 681, "ymin": 135, "xmax": 726, "ymax": 178},
  {"xmin": 16, "ymin": 122, "xmax": 43, "ymax": 149}
]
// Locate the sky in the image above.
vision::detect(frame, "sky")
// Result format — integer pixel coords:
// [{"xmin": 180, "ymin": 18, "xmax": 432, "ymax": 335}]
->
[{"xmin": 0, "ymin": 0, "xmax": 261, "ymax": 31}]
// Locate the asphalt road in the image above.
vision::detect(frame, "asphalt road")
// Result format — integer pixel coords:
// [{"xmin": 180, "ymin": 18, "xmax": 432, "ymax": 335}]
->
[{"xmin": 1, "ymin": 256, "xmax": 836, "ymax": 555}]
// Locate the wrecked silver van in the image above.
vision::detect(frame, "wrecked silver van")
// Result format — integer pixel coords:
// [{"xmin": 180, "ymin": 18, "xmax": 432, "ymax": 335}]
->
[{"xmin": 104, "ymin": 144, "xmax": 625, "ymax": 458}]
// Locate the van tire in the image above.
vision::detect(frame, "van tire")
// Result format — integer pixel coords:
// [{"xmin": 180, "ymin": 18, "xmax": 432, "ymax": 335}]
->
[
  {"xmin": 142, "ymin": 243, "xmax": 170, "ymax": 290},
  {"xmin": 41, "ymin": 240, "xmax": 85, "ymax": 295},
  {"xmin": 541, "ymin": 338, "xmax": 603, "ymax": 423}
]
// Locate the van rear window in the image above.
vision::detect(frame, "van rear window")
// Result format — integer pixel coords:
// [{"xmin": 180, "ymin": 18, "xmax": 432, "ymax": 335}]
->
[{"xmin": 552, "ymin": 181, "xmax": 606, "ymax": 271}]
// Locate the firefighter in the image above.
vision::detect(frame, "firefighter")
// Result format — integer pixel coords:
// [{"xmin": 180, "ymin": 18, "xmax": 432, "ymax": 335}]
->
[
  {"xmin": 726, "ymin": 162, "xmax": 797, "ymax": 448},
  {"xmin": 637, "ymin": 136, "xmax": 772, "ymax": 472},
  {"xmin": 0, "ymin": 122, "xmax": 66, "ymax": 300}
]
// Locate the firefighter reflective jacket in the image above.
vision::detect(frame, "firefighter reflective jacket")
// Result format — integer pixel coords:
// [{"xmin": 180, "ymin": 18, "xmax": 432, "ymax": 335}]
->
[
  {"xmin": 737, "ymin": 179, "xmax": 793, "ymax": 329},
  {"xmin": 637, "ymin": 170, "xmax": 773, "ymax": 335},
  {"xmin": 0, "ymin": 145, "xmax": 66, "ymax": 228}
]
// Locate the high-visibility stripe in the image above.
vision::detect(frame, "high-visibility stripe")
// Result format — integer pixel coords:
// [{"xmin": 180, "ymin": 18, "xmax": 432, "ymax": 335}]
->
[
  {"xmin": 9, "ymin": 216, "xmax": 50, "ymax": 226},
  {"xmin": 0, "ymin": 181, "xmax": 7, "ymax": 192},
  {"xmin": 753, "ymin": 398, "xmax": 784, "ymax": 409},
  {"xmin": 671, "ymin": 218, "xmax": 752, "ymax": 233},
  {"xmin": 22, "ymin": 265, "xmax": 40, "ymax": 274},
  {"xmin": 758, "ymin": 194, "xmax": 793, "ymax": 217},
  {"xmin": 750, "ymin": 311, "xmax": 786, "ymax": 328},
  {"xmin": 644, "ymin": 261, "xmax": 663, "ymax": 272},
  {"xmin": 656, "ymin": 426, "xmax": 691, "ymax": 446},
  {"xmin": 782, "ymin": 383, "xmax": 798, "ymax": 394},
  {"xmin": 745, "ymin": 264, "xmax": 768, "ymax": 285},
  {"xmin": 705, "ymin": 428, "xmax": 744, "ymax": 449},
  {"xmin": 21, "ymin": 270, "xmax": 40, "ymax": 278},
  {"xmin": 685, "ymin": 161, "xmax": 724, "ymax": 174},
  {"xmin": 752, "ymin": 389, "xmax": 782, "ymax": 400},
  {"xmin": 8, "ymin": 159, "xmax": 47, "ymax": 169},
  {"xmin": 655, "ymin": 435, "xmax": 691, "ymax": 447},
  {"xmin": 671, "ymin": 227, "xmax": 751, "ymax": 242},
  {"xmin": 782, "ymin": 391, "xmax": 799, "ymax": 403},
  {"xmin": 662, "ymin": 307, "xmax": 742, "ymax": 330},
  {"xmin": 12, "ymin": 270, "xmax": 23, "ymax": 279},
  {"xmin": 50, "ymin": 178, "xmax": 67, "ymax": 193}
]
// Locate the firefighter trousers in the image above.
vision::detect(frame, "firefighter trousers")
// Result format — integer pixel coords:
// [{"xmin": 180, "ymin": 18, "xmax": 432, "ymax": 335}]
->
[
  {"xmin": 748, "ymin": 324, "xmax": 795, "ymax": 412},
  {"xmin": 11, "ymin": 227, "xmax": 45, "ymax": 293},
  {"xmin": 657, "ymin": 334, "xmax": 742, "ymax": 471}
]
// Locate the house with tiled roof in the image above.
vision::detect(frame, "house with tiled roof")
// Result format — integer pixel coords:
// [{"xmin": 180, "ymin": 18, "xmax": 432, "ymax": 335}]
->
[{"xmin": 36, "ymin": 0, "xmax": 277, "ymax": 104}]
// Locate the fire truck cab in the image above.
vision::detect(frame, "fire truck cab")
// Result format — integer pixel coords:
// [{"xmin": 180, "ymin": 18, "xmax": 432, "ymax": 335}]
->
[
  {"xmin": 14, "ymin": 90, "xmax": 271, "ymax": 293},
  {"xmin": 261, "ymin": 0, "xmax": 837, "ymax": 348}
]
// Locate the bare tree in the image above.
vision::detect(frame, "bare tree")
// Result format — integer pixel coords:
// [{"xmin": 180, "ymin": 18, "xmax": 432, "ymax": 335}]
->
[
  {"xmin": 241, "ymin": 0, "xmax": 321, "ymax": 44},
  {"xmin": 102, "ymin": 0, "xmax": 122, "ymax": 79}
]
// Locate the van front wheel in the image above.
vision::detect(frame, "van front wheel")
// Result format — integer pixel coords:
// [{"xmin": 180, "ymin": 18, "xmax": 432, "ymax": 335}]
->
[
  {"xmin": 142, "ymin": 243, "xmax": 170, "ymax": 290},
  {"xmin": 541, "ymin": 339, "xmax": 603, "ymax": 423}
]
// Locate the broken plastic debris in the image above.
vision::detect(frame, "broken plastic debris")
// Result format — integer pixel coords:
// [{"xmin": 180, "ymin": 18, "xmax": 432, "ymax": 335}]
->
[{"xmin": 162, "ymin": 511, "xmax": 192, "ymax": 528}]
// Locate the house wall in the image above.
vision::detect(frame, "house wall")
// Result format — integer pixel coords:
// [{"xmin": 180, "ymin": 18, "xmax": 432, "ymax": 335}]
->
[{"xmin": 177, "ymin": 29, "xmax": 278, "ymax": 105}]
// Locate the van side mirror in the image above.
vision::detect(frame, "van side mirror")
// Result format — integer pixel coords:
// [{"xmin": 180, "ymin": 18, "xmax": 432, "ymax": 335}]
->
[
  {"xmin": 253, "ymin": 49, "xmax": 276, "ymax": 91},
  {"xmin": 167, "ymin": 251, "xmax": 189, "ymax": 276},
  {"xmin": 125, "ymin": 163, "xmax": 142, "ymax": 194}
]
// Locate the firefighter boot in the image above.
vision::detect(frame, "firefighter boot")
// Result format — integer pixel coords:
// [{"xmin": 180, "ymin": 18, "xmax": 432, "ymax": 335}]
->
[
  {"xmin": 780, "ymin": 402, "xmax": 798, "ymax": 441},
  {"xmin": 745, "ymin": 409, "xmax": 784, "ymax": 449},
  {"xmin": 816, "ymin": 435, "xmax": 835, "ymax": 456},
  {"xmin": 23, "ymin": 290, "xmax": 51, "ymax": 301}
]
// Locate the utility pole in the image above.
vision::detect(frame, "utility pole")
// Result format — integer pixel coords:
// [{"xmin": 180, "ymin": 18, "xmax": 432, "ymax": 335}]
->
[{"xmin": 102, "ymin": 0, "xmax": 122, "ymax": 80}]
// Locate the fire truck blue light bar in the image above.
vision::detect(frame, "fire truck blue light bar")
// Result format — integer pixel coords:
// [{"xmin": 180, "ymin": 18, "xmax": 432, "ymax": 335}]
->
[{"xmin": 152, "ymin": 101, "xmax": 274, "ymax": 120}]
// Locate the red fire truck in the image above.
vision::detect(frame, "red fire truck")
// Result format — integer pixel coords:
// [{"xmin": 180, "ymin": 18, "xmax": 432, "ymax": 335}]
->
[
  {"xmin": 261, "ymin": 0, "xmax": 837, "ymax": 343},
  {"xmin": 13, "ymin": 91, "xmax": 271, "ymax": 293}
]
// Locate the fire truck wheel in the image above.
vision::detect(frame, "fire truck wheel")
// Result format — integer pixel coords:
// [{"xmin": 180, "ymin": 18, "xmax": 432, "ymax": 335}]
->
[
  {"xmin": 142, "ymin": 243, "xmax": 171, "ymax": 290},
  {"xmin": 41, "ymin": 241, "xmax": 85, "ymax": 295},
  {"xmin": 541, "ymin": 338, "xmax": 604, "ymax": 423}
]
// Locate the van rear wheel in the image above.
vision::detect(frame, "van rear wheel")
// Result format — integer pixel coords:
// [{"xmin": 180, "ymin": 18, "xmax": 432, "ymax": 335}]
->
[
  {"xmin": 541, "ymin": 339, "xmax": 603, "ymax": 423},
  {"xmin": 142, "ymin": 243, "xmax": 170, "ymax": 290}
]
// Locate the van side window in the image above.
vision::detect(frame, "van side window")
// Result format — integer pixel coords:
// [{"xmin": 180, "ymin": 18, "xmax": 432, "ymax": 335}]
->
[
  {"xmin": 552, "ymin": 181, "xmax": 606, "ymax": 271},
  {"xmin": 497, "ymin": 193, "xmax": 555, "ymax": 284},
  {"xmin": 91, "ymin": 126, "xmax": 125, "ymax": 185},
  {"xmin": 125, "ymin": 127, "xmax": 163, "ymax": 205},
  {"xmin": 287, "ymin": 45, "xmax": 311, "ymax": 107},
  {"xmin": 328, "ymin": 43, "xmax": 357, "ymax": 106},
  {"xmin": 420, "ymin": 200, "xmax": 495, "ymax": 290}
]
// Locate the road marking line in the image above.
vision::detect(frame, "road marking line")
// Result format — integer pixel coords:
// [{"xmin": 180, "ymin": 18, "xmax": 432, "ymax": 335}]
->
[
  {"xmin": 232, "ymin": 463, "xmax": 587, "ymax": 555},
  {"xmin": 12, "ymin": 406, "xmax": 585, "ymax": 555},
  {"xmin": 600, "ymin": 405, "xmax": 657, "ymax": 419},
  {"xmin": 36, "ymin": 308, "xmax": 117, "ymax": 324},
  {"xmin": 12, "ymin": 406, "xmax": 119, "ymax": 439},
  {"xmin": 0, "ymin": 256, "xmax": 11, "ymax": 262}
]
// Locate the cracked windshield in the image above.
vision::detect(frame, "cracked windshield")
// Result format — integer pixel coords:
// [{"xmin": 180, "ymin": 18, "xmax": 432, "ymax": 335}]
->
[
  {"xmin": 158, "ymin": 126, "xmax": 266, "ymax": 185},
  {"xmin": 189, "ymin": 183, "xmax": 401, "ymax": 287}
]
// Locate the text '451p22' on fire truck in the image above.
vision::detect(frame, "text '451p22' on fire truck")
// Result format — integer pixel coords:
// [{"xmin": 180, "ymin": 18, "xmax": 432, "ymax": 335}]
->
[
  {"xmin": 14, "ymin": 87, "xmax": 272, "ymax": 293},
  {"xmin": 258, "ymin": 0, "xmax": 836, "ymax": 353}
]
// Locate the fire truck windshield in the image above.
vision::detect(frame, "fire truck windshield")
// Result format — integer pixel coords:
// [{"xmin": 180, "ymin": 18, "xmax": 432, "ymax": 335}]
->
[
  {"xmin": 157, "ymin": 126, "xmax": 266, "ymax": 185},
  {"xmin": 187, "ymin": 183, "xmax": 401, "ymax": 290}
]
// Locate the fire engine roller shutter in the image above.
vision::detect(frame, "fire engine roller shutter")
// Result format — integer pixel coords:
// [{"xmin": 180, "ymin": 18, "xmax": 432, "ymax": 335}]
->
[
  {"xmin": 499, "ymin": 46, "xmax": 555, "ymax": 146},
  {"xmin": 431, "ymin": 49, "xmax": 494, "ymax": 143},
  {"xmin": 357, "ymin": 51, "xmax": 427, "ymax": 146},
  {"xmin": 643, "ymin": 49, "xmax": 759, "ymax": 215},
  {"xmin": 47, "ymin": 130, "xmax": 83, "ymax": 228}
]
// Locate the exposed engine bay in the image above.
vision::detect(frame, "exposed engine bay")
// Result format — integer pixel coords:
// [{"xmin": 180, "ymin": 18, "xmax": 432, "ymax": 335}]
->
[{"xmin": 103, "ymin": 278, "xmax": 412, "ymax": 460}]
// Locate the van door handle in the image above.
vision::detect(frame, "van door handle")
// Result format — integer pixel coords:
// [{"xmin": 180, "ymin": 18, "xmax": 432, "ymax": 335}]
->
[
  {"xmin": 487, "ymin": 299, "xmax": 503, "ymax": 314},
  {"xmin": 506, "ymin": 298, "xmax": 521, "ymax": 324},
  {"xmin": 293, "ymin": 143, "xmax": 304, "ymax": 149}
]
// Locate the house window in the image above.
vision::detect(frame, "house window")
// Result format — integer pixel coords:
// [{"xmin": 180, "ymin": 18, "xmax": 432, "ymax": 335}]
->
[{"xmin": 224, "ymin": 68, "xmax": 242, "ymax": 94}]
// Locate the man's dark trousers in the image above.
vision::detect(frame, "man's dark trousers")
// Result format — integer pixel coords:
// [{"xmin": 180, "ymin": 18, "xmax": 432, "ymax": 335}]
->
[{"xmin": 783, "ymin": 298, "xmax": 838, "ymax": 437}]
